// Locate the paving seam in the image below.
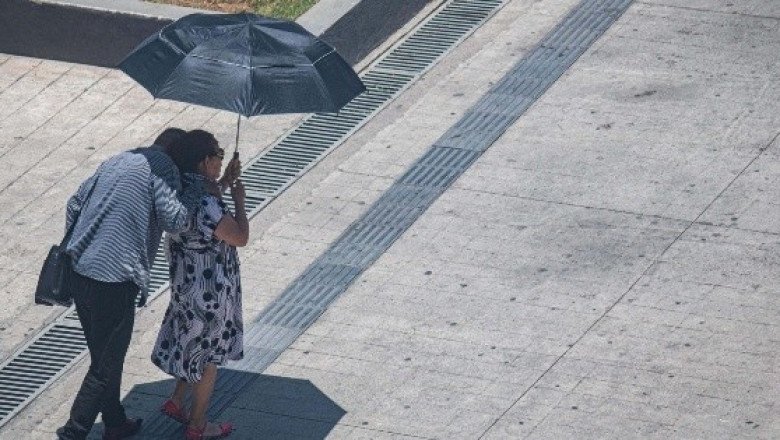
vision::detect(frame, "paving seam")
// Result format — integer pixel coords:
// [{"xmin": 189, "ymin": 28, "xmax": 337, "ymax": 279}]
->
[
  {"xmin": 0, "ymin": 87, "xmax": 164, "ymax": 228},
  {"xmin": 476, "ymin": 94, "xmax": 780, "ymax": 440},
  {"xmin": 455, "ymin": 186, "xmax": 780, "ymax": 237},
  {"xmin": 0, "ymin": 63, "xmax": 76, "ymax": 128},
  {"xmin": 0, "ymin": 64, "xmax": 95, "ymax": 132},
  {"xmin": 0, "ymin": 69, "xmax": 117, "ymax": 192},
  {"xmin": 0, "ymin": 60, "xmax": 48, "ymax": 121},
  {"xmin": 338, "ymin": 425, "xmax": 434, "ymax": 439},
  {"xmin": 634, "ymin": 1, "xmax": 780, "ymax": 22}
]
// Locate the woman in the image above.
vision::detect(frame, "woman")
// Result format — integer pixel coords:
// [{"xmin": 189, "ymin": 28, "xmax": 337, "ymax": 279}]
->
[{"xmin": 151, "ymin": 130, "xmax": 248, "ymax": 440}]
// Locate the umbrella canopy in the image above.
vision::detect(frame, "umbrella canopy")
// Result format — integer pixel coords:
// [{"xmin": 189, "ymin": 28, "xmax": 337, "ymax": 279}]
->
[{"xmin": 119, "ymin": 13, "xmax": 365, "ymax": 117}]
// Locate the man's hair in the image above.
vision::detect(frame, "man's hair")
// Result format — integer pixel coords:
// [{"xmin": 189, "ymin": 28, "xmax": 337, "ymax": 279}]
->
[
  {"xmin": 154, "ymin": 127, "xmax": 187, "ymax": 148},
  {"xmin": 167, "ymin": 129, "xmax": 219, "ymax": 175}
]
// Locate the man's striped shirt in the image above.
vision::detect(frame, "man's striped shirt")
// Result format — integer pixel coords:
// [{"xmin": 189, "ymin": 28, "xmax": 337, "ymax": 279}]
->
[{"xmin": 65, "ymin": 145, "xmax": 189, "ymax": 304}]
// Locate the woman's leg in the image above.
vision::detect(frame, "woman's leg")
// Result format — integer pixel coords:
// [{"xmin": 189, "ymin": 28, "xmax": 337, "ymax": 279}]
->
[
  {"xmin": 170, "ymin": 379, "xmax": 189, "ymax": 407},
  {"xmin": 188, "ymin": 363, "xmax": 217, "ymax": 431}
]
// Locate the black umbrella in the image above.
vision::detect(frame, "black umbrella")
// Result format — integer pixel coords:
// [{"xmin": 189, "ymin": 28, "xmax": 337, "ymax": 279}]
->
[{"xmin": 119, "ymin": 13, "xmax": 365, "ymax": 151}]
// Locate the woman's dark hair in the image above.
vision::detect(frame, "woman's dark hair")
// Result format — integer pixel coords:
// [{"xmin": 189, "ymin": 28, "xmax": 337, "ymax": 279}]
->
[{"xmin": 167, "ymin": 129, "xmax": 219, "ymax": 175}]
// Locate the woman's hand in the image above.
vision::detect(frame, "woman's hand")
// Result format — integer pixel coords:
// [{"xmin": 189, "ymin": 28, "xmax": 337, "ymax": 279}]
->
[
  {"xmin": 218, "ymin": 157, "xmax": 242, "ymax": 190},
  {"xmin": 230, "ymin": 179, "xmax": 246, "ymax": 207}
]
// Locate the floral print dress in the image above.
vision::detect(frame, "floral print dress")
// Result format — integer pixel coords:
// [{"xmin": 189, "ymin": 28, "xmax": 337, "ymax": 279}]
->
[{"xmin": 152, "ymin": 174, "xmax": 243, "ymax": 382}]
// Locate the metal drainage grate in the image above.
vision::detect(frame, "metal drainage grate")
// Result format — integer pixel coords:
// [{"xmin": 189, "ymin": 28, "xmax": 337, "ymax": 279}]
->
[
  {"xmin": 0, "ymin": 0, "xmax": 508, "ymax": 431},
  {"xmin": 0, "ymin": 323, "xmax": 87, "ymax": 421}
]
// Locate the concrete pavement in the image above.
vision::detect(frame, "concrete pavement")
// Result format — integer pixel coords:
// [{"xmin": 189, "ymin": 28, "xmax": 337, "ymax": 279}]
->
[{"xmin": 0, "ymin": 0, "xmax": 777, "ymax": 438}]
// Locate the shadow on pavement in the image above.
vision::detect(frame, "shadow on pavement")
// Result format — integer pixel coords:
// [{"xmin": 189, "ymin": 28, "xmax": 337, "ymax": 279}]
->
[{"xmin": 89, "ymin": 369, "xmax": 345, "ymax": 439}]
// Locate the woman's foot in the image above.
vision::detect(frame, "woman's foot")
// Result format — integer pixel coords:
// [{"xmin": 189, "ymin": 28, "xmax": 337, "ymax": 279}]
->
[
  {"xmin": 161, "ymin": 399, "xmax": 190, "ymax": 424},
  {"xmin": 184, "ymin": 421, "xmax": 233, "ymax": 439}
]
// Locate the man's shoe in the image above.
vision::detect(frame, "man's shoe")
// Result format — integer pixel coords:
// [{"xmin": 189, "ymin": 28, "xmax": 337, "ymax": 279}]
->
[
  {"xmin": 102, "ymin": 418, "xmax": 143, "ymax": 440},
  {"xmin": 56, "ymin": 425, "xmax": 87, "ymax": 440}
]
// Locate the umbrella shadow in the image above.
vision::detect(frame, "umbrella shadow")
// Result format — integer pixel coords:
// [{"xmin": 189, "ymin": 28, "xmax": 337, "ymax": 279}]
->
[{"xmin": 89, "ymin": 369, "xmax": 346, "ymax": 440}]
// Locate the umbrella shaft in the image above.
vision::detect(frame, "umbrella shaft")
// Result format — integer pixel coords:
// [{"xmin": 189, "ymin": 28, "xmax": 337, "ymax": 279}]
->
[{"xmin": 234, "ymin": 114, "xmax": 241, "ymax": 157}]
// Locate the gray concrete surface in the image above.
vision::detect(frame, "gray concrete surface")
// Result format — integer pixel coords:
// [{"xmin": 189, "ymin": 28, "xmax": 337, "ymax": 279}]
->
[{"xmin": 0, "ymin": 0, "xmax": 778, "ymax": 438}]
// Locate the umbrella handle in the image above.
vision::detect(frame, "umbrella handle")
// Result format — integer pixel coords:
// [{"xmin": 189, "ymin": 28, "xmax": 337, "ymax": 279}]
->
[{"xmin": 233, "ymin": 114, "xmax": 241, "ymax": 158}]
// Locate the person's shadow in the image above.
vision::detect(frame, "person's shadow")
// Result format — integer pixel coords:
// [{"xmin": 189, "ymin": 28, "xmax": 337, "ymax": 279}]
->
[{"xmin": 88, "ymin": 369, "xmax": 345, "ymax": 439}]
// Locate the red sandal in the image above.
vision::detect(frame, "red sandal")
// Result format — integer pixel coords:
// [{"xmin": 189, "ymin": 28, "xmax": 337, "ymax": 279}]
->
[
  {"xmin": 161, "ymin": 399, "xmax": 190, "ymax": 424},
  {"xmin": 184, "ymin": 422, "xmax": 233, "ymax": 440}
]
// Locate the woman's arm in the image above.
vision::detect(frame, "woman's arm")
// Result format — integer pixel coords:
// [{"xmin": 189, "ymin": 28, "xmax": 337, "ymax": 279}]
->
[{"xmin": 213, "ymin": 180, "xmax": 249, "ymax": 247}]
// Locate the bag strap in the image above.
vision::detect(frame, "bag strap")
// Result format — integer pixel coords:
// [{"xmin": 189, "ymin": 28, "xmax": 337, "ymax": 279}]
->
[{"xmin": 60, "ymin": 174, "xmax": 100, "ymax": 247}]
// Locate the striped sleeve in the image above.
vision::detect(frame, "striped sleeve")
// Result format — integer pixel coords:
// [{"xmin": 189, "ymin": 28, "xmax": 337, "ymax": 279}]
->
[
  {"xmin": 65, "ymin": 172, "xmax": 99, "ymax": 232},
  {"xmin": 152, "ymin": 173, "xmax": 188, "ymax": 233}
]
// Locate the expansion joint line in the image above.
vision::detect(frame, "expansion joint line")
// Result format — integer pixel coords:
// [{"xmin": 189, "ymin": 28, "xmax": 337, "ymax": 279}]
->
[{"xmin": 480, "ymin": 129, "xmax": 780, "ymax": 438}]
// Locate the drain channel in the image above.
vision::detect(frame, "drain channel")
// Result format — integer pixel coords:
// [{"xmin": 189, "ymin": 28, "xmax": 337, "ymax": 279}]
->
[
  {"xmin": 140, "ymin": 0, "xmax": 634, "ymax": 437},
  {"xmin": 0, "ymin": 0, "xmax": 507, "ymax": 430},
  {"xmin": 0, "ymin": 322, "xmax": 87, "ymax": 423}
]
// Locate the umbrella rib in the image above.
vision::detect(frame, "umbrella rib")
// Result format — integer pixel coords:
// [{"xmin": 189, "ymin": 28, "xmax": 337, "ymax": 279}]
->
[
  {"xmin": 148, "ymin": 30, "xmax": 188, "ymax": 96},
  {"xmin": 245, "ymin": 22, "xmax": 254, "ymax": 118},
  {"xmin": 158, "ymin": 26, "xmax": 249, "ymax": 61},
  {"xmin": 311, "ymin": 49, "xmax": 336, "ymax": 66},
  {"xmin": 158, "ymin": 31, "xmax": 188, "ymax": 56},
  {"xmin": 188, "ymin": 53, "xmax": 251, "ymax": 68},
  {"xmin": 186, "ymin": 52, "xmax": 319, "ymax": 69},
  {"xmin": 155, "ymin": 24, "xmax": 336, "ymax": 69},
  {"xmin": 143, "ymin": 30, "xmax": 187, "ymax": 96}
]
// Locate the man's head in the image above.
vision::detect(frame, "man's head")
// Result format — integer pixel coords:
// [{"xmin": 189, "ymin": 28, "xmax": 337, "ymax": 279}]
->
[{"xmin": 153, "ymin": 127, "xmax": 187, "ymax": 150}]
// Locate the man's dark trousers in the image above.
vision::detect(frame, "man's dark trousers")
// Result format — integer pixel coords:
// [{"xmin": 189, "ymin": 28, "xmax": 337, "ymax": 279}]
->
[{"xmin": 56, "ymin": 272, "xmax": 137, "ymax": 440}]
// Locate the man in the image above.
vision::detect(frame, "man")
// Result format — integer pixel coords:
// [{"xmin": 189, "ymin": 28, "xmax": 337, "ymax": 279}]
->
[{"xmin": 56, "ymin": 128, "xmax": 237, "ymax": 440}]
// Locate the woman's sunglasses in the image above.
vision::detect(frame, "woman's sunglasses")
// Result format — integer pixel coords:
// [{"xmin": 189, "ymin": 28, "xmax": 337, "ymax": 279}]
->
[{"xmin": 210, "ymin": 148, "xmax": 225, "ymax": 159}]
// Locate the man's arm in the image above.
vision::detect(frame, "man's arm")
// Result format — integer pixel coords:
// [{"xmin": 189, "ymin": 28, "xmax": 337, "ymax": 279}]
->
[
  {"xmin": 65, "ymin": 173, "xmax": 98, "ymax": 232},
  {"xmin": 152, "ymin": 173, "xmax": 189, "ymax": 233}
]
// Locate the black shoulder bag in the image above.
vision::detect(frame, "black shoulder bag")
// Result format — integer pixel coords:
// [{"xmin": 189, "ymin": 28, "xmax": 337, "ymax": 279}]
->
[{"xmin": 35, "ymin": 178, "xmax": 98, "ymax": 307}]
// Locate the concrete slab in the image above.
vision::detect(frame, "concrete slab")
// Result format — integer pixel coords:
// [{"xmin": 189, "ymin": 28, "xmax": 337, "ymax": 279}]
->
[
  {"xmin": 454, "ymin": 3, "xmax": 780, "ymax": 222},
  {"xmin": 698, "ymin": 135, "xmax": 780, "ymax": 233}
]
